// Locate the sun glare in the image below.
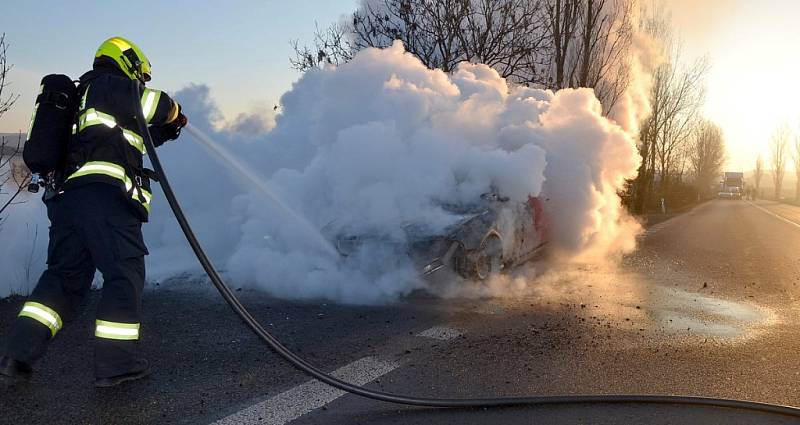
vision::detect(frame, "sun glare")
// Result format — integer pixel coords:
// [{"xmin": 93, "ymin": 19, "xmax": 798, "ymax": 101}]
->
[{"xmin": 676, "ymin": 0, "xmax": 800, "ymax": 171}]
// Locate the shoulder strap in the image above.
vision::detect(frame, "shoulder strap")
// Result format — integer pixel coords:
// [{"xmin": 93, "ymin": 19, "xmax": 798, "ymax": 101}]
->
[
  {"xmin": 75, "ymin": 70, "xmax": 101, "ymax": 112},
  {"xmin": 57, "ymin": 71, "xmax": 103, "ymax": 188}
]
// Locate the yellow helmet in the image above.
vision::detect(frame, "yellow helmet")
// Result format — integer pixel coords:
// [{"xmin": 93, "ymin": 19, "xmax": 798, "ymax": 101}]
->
[{"xmin": 95, "ymin": 36, "xmax": 152, "ymax": 83}]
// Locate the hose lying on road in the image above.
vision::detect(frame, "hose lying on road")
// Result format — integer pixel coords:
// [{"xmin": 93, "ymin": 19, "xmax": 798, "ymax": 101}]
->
[{"xmin": 134, "ymin": 96, "xmax": 800, "ymax": 417}]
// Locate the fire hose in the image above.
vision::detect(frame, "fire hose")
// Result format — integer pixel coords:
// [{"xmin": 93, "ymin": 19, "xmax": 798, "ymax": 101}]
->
[{"xmin": 132, "ymin": 86, "xmax": 800, "ymax": 417}]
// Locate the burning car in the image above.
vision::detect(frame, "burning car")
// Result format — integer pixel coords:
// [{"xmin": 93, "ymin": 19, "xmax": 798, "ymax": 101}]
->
[{"xmin": 326, "ymin": 193, "xmax": 548, "ymax": 280}]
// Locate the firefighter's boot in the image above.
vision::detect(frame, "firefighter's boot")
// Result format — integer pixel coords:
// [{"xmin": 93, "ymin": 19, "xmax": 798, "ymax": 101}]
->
[
  {"xmin": 94, "ymin": 358, "xmax": 150, "ymax": 388},
  {"xmin": 0, "ymin": 356, "xmax": 32, "ymax": 384}
]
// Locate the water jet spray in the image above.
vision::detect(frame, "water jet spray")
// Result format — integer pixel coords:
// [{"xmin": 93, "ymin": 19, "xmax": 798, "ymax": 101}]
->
[{"xmin": 184, "ymin": 123, "xmax": 340, "ymax": 259}]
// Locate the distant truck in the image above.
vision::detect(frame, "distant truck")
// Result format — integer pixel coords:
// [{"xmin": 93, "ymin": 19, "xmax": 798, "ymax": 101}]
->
[{"xmin": 718, "ymin": 172, "xmax": 744, "ymax": 200}]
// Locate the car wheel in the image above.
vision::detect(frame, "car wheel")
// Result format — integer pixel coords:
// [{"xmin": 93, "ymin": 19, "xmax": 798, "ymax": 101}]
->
[
  {"xmin": 475, "ymin": 233, "xmax": 503, "ymax": 281},
  {"xmin": 451, "ymin": 242, "xmax": 471, "ymax": 279}
]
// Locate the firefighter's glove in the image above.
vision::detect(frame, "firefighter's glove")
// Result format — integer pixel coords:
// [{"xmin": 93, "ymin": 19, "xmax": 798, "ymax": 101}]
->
[
  {"xmin": 173, "ymin": 102, "xmax": 188, "ymax": 128},
  {"xmin": 176, "ymin": 111, "xmax": 188, "ymax": 129},
  {"xmin": 160, "ymin": 105, "xmax": 188, "ymax": 142},
  {"xmin": 150, "ymin": 121, "xmax": 182, "ymax": 146}
]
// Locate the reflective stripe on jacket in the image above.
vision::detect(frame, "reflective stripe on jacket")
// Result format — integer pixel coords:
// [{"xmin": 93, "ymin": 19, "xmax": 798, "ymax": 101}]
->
[{"xmin": 63, "ymin": 66, "xmax": 177, "ymax": 220}]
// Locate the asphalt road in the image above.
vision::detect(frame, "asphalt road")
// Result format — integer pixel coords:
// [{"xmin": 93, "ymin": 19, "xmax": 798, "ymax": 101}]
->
[{"xmin": 3, "ymin": 199, "xmax": 800, "ymax": 424}]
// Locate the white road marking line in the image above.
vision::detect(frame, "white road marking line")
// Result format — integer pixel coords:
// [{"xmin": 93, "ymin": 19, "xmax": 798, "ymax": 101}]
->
[
  {"xmin": 213, "ymin": 357, "xmax": 398, "ymax": 425},
  {"xmin": 746, "ymin": 201, "xmax": 800, "ymax": 229},
  {"xmin": 638, "ymin": 220, "xmax": 672, "ymax": 238},
  {"xmin": 213, "ymin": 323, "xmax": 467, "ymax": 424},
  {"xmin": 416, "ymin": 326, "xmax": 464, "ymax": 340}
]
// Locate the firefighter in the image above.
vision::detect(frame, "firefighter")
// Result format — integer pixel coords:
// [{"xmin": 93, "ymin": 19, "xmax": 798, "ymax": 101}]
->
[{"xmin": 0, "ymin": 37, "xmax": 187, "ymax": 387}]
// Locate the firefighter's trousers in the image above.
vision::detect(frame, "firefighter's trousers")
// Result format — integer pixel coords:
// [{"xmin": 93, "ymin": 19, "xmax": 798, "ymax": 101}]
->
[{"xmin": 4, "ymin": 183, "xmax": 148, "ymax": 378}]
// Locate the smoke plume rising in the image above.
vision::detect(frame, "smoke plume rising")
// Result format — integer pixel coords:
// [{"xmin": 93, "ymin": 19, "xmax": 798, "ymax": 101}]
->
[
  {"xmin": 147, "ymin": 41, "xmax": 642, "ymax": 303},
  {"xmin": 1, "ymin": 41, "xmax": 647, "ymax": 302}
]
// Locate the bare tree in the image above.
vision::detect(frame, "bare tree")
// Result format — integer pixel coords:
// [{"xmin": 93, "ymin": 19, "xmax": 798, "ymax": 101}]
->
[
  {"xmin": 546, "ymin": 0, "xmax": 634, "ymax": 112},
  {"xmin": 293, "ymin": 0, "xmax": 633, "ymax": 99},
  {"xmin": 0, "ymin": 33, "xmax": 19, "ymax": 117},
  {"xmin": 688, "ymin": 120, "xmax": 726, "ymax": 199},
  {"xmin": 0, "ymin": 134, "xmax": 29, "ymax": 220},
  {"xmin": 754, "ymin": 154, "xmax": 763, "ymax": 199},
  {"xmin": 544, "ymin": 0, "xmax": 581, "ymax": 88},
  {"xmin": 770, "ymin": 124, "xmax": 790, "ymax": 200},
  {"xmin": 631, "ymin": 5, "xmax": 709, "ymax": 213},
  {"xmin": 0, "ymin": 34, "xmax": 28, "ymax": 230},
  {"xmin": 290, "ymin": 22, "xmax": 355, "ymax": 70},
  {"xmin": 352, "ymin": 0, "xmax": 470, "ymax": 72},
  {"xmin": 350, "ymin": 0, "xmax": 551, "ymax": 83},
  {"xmin": 293, "ymin": 0, "xmax": 551, "ymax": 85},
  {"xmin": 457, "ymin": 0, "xmax": 549, "ymax": 83},
  {"xmin": 652, "ymin": 56, "xmax": 708, "ymax": 186}
]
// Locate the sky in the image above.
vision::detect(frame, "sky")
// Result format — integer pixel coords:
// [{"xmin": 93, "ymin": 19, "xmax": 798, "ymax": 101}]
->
[
  {"xmin": 1, "ymin": 1, "xmax": 798, "ymax": 171},
  {"xmin": 668, "ymin": 0, "xmax": 800, "ymax": 170},
  {"xmin": 0, "ymin": 0, "xmax": 358, "ymax": 133}
]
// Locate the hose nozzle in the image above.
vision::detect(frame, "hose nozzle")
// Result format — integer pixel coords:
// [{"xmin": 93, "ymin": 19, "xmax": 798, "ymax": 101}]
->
[{"xmin": 27, "ymin": 173, "xmax": 43, "ymax": 193}]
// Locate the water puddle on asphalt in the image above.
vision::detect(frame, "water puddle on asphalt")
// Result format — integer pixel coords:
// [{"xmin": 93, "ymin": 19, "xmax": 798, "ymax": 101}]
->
[
  {"xmin": 438, "ymin": 263, "xmax": 778, "ymax": 341},
  {"xmin": 551, "ymin": 265, "xmax": 781, "ymax": 340},
  {"xmin": 652, "ymin": 287, "xmax": 778, "ymax": 339}
]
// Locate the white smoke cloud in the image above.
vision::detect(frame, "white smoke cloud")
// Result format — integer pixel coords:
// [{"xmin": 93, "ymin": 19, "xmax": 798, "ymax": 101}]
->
[
  {"xmin": 608, "ymin": 11, "xmax": 664, "ymax": 136},
  {"xmin": 0, "ymin": 190, "xmax": 53, "ymax": 296},
  {"xmin": 0, "ymin": 41, "xmax": 643, "ymax": 303},
  {"xmin": 149, "ymin": 41, "xmax": 642, "ymax": 303}
]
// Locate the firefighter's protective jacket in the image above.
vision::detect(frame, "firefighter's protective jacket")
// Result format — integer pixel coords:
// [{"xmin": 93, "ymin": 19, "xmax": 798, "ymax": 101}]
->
[{"xmin": 63, "ymin": 64, "xmax": 179, "ymax": 220}]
